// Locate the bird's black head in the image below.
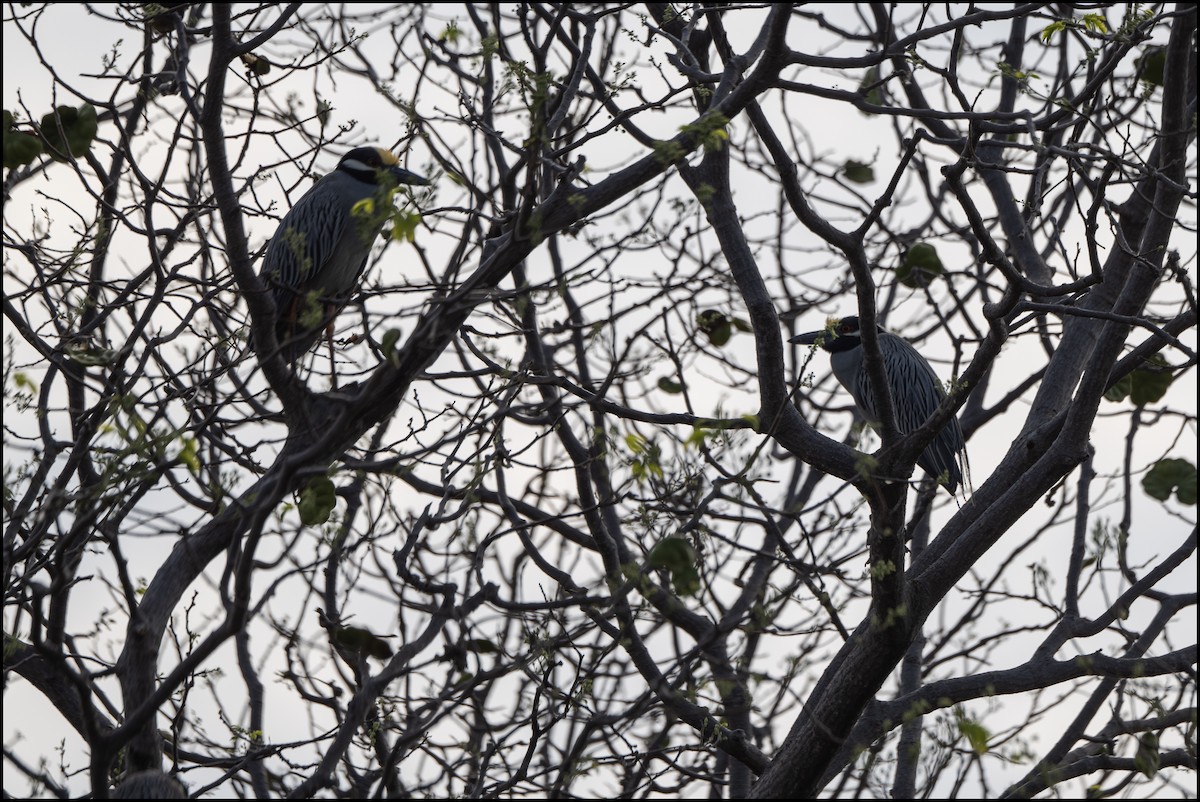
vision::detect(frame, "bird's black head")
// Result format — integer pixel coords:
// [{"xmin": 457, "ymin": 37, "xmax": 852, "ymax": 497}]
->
[
  {"xmin": 337, "ymin": 146, "xmax": 429, "ymax": 187},
  {"xmin": 790, "ymin": 316, "xmax": 866, "ymax": 353}
]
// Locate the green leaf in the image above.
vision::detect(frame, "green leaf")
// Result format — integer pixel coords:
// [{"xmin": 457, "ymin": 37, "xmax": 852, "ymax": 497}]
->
[
  {"xmin": 390, "ymin": 210, "xmax": 423, "ymax": 242},
  {"xmin": 13, "ymin": 371, "xmax": 38, "ymax": 394},
  {"xmin": 898, "ymin": 242, "xmax": 944, "ymax": 288},
  {"xmin": 3, "ymin": 110, "xmax": 44, "ymax": 169},
  {"xmin": 657, "ymin": 377, "xmax": 684, "ymax": 394},
  {"xmin": 381, "ymin": 328, "xmax": 403, "ymax": 367},
  {"xmin": 857, "ymin": 66, "xmax": 884, "ymax": 109},
  {"xmin": 464, "ymin": 638, "xmax": 501, "ymax": 654},
  {"xmin": 1104, "ymin": 374, "xmax": 1131, "ymax": 402},
  {"xmin": 677, "ymin": 111, "xmax": 731, "ymax": 154},
  {"xmin": 38, "ymin": 104, "xmax": 98, "ymax": 162},
  {"xmin": 1129, "ymin": 355, "xmax": 1172, "ymax": 405},
  {"xmin": 1081, "ymin": 13, "xmax": 1108, "ymax": 34},
  {"xmin": 1136, "ymin": 47, "xmax": 1165, "ymax": 87},
  {"xmin": 696, "ymin": 310, "xmax": 734, "ymax": 346},
  {"xmin": 1040, "ymin": 19, "xmax": 1069, "ymax": 43},
  {"xmin": 296, "ymin": 290, "xmax": 324, "ymax": 330},
  {"xmin": 439, "ymin": 20, "xmax": 461, "ymax": 43},
  {"xmin": 3, "ymin": 129, "xmax": 42, "ymax": 169},
  {"xmin": 142, "ymin": 4, "xmax": 183, "ymax": 34},
  {"xmin": 316, "ymin": 96, "xmax": 332, "ymax": 127},
  {"xmin": 648, "ymin": 537, "xmax": 700, "ymax": 597},
  {"xmin": 240, "ymin": 52, "xmax": 272, "ymax": 76},
  {"xmin": 955, "ymin": 709, "xmax": 991, "ymax": 755},
  {"xmin": 1134, "ymin": 733, "xmax": 1160, "ymax": 779},
  {"xmin": 710, "ymin": 321, "xmax": 732, "ymax": 346},
  {"xmin": 178, "ymin": 436, "xmax": 200, "ymax": 474},
  {"xmin": 298, "ymin": 476, "xmax": 337, "ymax": 525},
  {"xmin": 1142, "ymin": 458, "xmax": 1197, "ymax": 505},
  {"xmin": 843, "ymin": 159, "xmax": 875, "ymax": 184}
]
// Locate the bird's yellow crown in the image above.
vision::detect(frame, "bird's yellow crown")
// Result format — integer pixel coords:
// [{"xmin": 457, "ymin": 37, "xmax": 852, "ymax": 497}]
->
[{"xmin": 374, "ymin": 147, "xmax": 400, "ymax": 166}]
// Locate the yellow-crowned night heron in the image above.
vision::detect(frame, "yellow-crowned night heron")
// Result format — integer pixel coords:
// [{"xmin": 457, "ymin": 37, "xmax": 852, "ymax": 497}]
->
[
  {"xmin": 252, "ymin": 146, "xmax": 428, "ymax": 362},
  {"xmin": 791, "ymin": 315, "xmax": 966, "ymax": 493}
]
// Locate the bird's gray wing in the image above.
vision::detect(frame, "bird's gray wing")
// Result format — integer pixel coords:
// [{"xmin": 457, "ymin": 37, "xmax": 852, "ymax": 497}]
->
[
  {"xmin": 261, "ymin": 185, "xmax": 348, "ymax": 310},
  {"xmin": 882, "ymin": 335, "xmax": 964, "ymax": 488},
  {"xmin": 882, "ymin": 336, "xmax": 944, "ymax": 433}
]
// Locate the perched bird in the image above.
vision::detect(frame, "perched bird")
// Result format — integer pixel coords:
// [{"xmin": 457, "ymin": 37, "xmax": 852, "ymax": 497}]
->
[
  {"xmin": 253, "ymin": 146, "xmax": 428, "ymax": 362},
  {"xmin": 791, "ymin": 315, "xmax": 967, "ymax": 493}
]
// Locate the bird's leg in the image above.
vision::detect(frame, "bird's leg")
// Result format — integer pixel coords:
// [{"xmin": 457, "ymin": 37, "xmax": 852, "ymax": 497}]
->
[{"xmin": 325, "ymin": 306, "xmax": 337, "ymax": 389}]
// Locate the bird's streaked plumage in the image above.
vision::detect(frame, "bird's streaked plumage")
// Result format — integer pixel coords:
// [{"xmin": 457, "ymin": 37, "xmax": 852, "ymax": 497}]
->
[
  {"xmin": 252, "ymin": 146, "xmax": 427, "ymax": 362},
  {"xmin": 792, "ymin": 315, "xmax": 966, "ymax": 493}
]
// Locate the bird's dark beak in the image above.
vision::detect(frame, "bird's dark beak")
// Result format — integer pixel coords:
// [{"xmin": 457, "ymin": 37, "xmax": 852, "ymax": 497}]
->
[
  {"xmin": 390, "ymin": 166, "xmax": 429, "ymax": 186},
  {"xmin": 790, "ymin": 319, "xmax": 840, "ymax": 346},
  {"xmin": 787, "ymin": 326, "xmax": 835, "ymax": 345}
]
